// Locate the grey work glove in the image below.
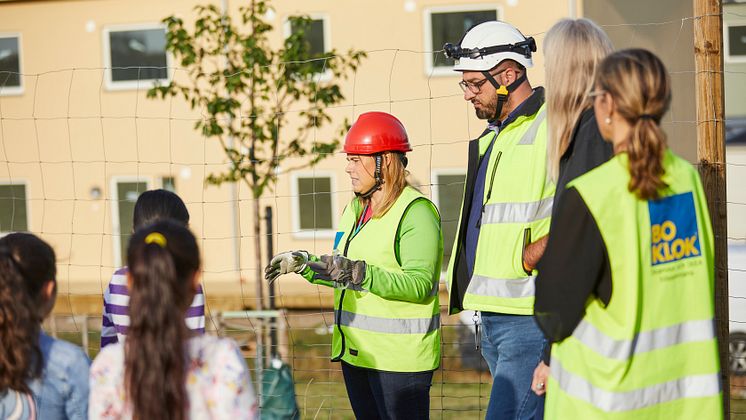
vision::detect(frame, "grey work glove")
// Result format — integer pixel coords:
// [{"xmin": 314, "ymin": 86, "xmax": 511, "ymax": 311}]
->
[
  {"xmin": 265, "ymin": 250, "xmax": 310, "ymax": 282},
  {"xmin": 308, "ymin": 254, "xmax": 366, "ymax": 289}
]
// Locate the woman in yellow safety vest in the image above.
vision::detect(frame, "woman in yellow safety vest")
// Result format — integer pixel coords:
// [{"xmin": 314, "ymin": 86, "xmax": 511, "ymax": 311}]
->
[
  {"xmin": 266, "ymin": 111, "xmax": 443, "ymax": 420},
  {"xmin": 534, "ymin": 49, "xmax": 722, "ymax": 419}
]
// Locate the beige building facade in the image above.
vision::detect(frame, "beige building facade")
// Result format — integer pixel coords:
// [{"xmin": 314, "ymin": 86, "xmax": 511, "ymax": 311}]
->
[
  {"xmin": 1, "ymin": 0, "xmax": 740, "ymax": 315},
  {"xmin": 724, "ymin": 0, "xmax": 746, "ymax": 244},
  {"xmin": 0, "ymin": 0, "xmax": 572, "ymax": 314}
]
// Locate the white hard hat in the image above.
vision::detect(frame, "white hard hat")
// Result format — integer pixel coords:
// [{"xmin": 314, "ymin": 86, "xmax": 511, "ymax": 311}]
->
[{"xmin": 445, "ymin": 21, "xmax": 536, "ymax": 72}]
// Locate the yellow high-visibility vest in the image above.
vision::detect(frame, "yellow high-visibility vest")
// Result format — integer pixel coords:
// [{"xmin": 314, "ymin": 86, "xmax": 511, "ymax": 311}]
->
[
  {"xmin": 331, "ymin": 186, "xmax": 442, "ymax": 372},
  {"xmin": 446, "ymin": 105, "xmax": 554, "ymax": 315},
  {"xmin": 546, "ymin": 150, "xmax": 722, "ymax": 419}
]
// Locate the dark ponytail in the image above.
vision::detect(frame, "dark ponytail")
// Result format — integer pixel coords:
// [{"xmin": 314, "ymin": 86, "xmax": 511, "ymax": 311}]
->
[
  {"xmin": 0, "ymin": 233, "xmax": 56, "ymax": 394},
  {"xmin": 125, "ymin": 220, "xmax": 200, "ymax": 420},
  {"xmin": 596, "ymin": 49, "xmax": 672, "ymax": 200}
]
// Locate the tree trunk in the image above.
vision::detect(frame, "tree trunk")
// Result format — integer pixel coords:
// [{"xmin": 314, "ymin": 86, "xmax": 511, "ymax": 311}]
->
[
  {"xmin": 249, "ymin": 0, "xmax": 263, "ymax": 312},
  {"xmin": 253, "ymin": 194, "xmax": 266, "ymax": 373},
  {"xmin": 254, "ymin": 197, "xmax": 264, "ymax": 310}
]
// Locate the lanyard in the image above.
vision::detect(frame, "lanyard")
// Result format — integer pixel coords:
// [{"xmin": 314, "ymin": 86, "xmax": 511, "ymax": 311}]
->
[{"xmin": 352, "ymin": 203, "xmax": 370, "ymax": 238}]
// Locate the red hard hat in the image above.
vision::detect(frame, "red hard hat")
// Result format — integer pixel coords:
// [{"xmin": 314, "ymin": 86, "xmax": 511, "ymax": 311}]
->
[{"xmin": 344, "ymin": 112, "xmax": 412, "ymax": 155}]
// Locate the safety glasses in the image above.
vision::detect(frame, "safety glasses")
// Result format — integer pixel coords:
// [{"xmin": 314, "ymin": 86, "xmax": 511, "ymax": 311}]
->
[{"xmin": 458, "ymin": 68, "xmax": 509, "ymax": 94}]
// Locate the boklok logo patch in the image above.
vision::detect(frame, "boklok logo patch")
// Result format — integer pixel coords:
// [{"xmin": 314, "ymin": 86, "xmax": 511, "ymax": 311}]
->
[{"xmin": 649, "ymin": 192, "xmax": 701, "ymax": 266}]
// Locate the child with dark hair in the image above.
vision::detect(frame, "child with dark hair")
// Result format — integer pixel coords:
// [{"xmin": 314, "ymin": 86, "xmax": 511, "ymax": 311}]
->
[
  {"xmin": 89, "ymin": 220, "xmax": 257, "ymax": 419},
  {"xmin": 100, "ymin": 189, "xmax": 206, "ymax": 348},
  {"xmin": 0, "ymin": 232, "xmax": 90, "ymax": 419}
]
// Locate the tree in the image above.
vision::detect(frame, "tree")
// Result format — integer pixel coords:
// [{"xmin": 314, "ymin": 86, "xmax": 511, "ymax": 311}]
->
[{"xmin": 148, "ymin": 0, "xmax": 365, "ymax": 309}]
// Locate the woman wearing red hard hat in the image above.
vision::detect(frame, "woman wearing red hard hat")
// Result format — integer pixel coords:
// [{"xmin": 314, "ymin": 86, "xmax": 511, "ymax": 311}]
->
[{"xmin": 266, "ymin": 112, "xmax": 443, "ymax": 419}]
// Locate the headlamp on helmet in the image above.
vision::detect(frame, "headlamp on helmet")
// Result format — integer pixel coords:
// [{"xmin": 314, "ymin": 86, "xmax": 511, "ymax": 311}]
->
[{"xmin": 443, "ymin": 37, "xmax": 536, "ymax": 62}]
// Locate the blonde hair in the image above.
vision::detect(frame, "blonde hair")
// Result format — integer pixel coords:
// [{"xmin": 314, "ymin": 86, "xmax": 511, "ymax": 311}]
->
[
  {"xmin": 361, "ymin": 152, "xmax": 409, "ymax": 218},
  {"xmin": 596, "ymin": 49, "xmax": 671, "ymax": 200},
  {"xmin": 545, "ymin": 18, "xmax": 613, "ymax": 181}
]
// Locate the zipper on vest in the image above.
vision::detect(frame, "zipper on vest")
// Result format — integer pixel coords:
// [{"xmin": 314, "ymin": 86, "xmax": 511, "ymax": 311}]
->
[
  {"xmin": 331, "ymin": 219, "xmax": 357, "ymax": 362},
  {"xmin": 476, "ymin": 150, "xmax": 502, "ymax": 228},
  {"xmin": 522, "ymin": 227, "xmax": 533, "ymax": 275}
]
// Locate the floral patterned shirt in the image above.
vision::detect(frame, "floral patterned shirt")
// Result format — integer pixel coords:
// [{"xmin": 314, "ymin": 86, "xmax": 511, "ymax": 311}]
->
[{"xmin": 89, "ymin": 335, "xmax": 258, "ymax": 419}]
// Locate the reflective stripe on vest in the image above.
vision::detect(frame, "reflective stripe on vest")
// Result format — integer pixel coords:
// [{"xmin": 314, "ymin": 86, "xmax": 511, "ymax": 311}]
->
[
  {"xmin": 467, "ymin": 274, "xmax": 535, "ymax": 299},
  {"xmin": 482, "ymin": 196, "xmax": 553, "ymax": 225},
  {"xmin": 517, "ymin": 109, "xmax": 546, "ymax": 145},
  {"xmin": 550, "ymin": 357, "xmax": 721, "ymax": 412},
  {"xmin": 572, "ymin": 318, "xmax": 715, "ymax": 361},
  {"xmin": 337, "ymin": 310, "xmax": 440, "ymax": 334}
]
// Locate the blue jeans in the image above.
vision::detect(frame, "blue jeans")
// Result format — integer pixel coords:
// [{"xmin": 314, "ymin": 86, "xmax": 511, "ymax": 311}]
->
[
  {"xmin": 480, "ymin": 312, "xmax": 545, "ymax": 420},
  {"xmin": 341, "ymin": 362, "xmax": 433, "ymax": 420}
]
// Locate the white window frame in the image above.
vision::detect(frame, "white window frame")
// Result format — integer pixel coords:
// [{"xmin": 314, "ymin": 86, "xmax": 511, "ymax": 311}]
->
[
  {"xmin": 725, "ymin": 20, "xmax": 746, "ymax": 63},
  {"xmin": 0, "ymin": 179, "xmax": 29, "ymax": 235},
  {"xmin": 110, "ymin": 176, "xmax": 151, "ymax": 267},
  {"xmin": 0, "ymin": 33, "xmax": 23, "ymax": 96},
  {"xmin": 422, "ymin": 4, "xmax": 502, "ymax": 77},
  {"xmin": 431, "ymin": 168, "xmax": 467, "ymax": 278},
  {"xmin": 102, "ymin": 23, "xmax": 171, "ymax": 91},
  {"xmin": 282, "ymin": 13, "xmax": 333, "ymax": 82},
  {"xmin": 290, "ymin": 171, "xmax": 337, "ymax": 239}
]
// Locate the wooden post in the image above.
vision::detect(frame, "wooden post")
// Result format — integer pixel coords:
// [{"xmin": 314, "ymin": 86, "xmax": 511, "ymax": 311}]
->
[{"xmin": 693, "ymin": 0, "xmax": 729, "ymax": 414}]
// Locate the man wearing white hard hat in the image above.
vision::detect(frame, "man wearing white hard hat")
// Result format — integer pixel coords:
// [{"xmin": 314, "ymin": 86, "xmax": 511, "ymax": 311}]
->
[{"xmin": 443, "ymin": 21, "xmax": 554, "ymax": 419}]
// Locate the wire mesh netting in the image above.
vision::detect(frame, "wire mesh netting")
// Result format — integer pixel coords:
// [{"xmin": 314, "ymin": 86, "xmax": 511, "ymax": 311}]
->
[{"xmin": 1, "ymin": 2, "xmax": 746, "ymax": 418}]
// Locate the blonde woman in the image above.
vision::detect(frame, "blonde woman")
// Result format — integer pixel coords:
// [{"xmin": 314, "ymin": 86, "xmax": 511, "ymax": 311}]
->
[
  {"xmin": 531, "ymin": 18, "xmax": 614, "ymax": 399},
  {"xmin": 545, "ymin": 18, "xmax": 614, "ymax": 201},
  {"xmin": 266, "ymin": 112, "xmax": 443, "ymax": 419}
]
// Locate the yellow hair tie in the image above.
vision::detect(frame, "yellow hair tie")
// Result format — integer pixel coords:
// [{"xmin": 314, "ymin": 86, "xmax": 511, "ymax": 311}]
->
[{"xmin": 144, "ymin": 232, "xmax": 167, "ymax": 248}]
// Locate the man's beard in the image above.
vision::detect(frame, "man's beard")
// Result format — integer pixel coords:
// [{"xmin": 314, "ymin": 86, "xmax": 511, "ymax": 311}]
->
[{"xmin": 474, "ymin": 95, "xmax": 498, "ymax": 120}]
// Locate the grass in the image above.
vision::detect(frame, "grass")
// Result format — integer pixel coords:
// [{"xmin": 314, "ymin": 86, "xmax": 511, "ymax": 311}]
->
[
  {"xmin": 733, "ymin": 398, "xmax": 746, "ymax": 420},
  {"xmin": 49, "ymin": 316, "xmax": 746, "ymax": 419},
  {"xmin": 279, "ymin": 316, "xmax": 492, "ymax": 419}
]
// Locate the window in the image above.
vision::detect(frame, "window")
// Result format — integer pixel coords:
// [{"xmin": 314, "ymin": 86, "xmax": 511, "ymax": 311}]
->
[
  {"xmin": 103, "ymin": 25, "xmax": 169, "ymax": 90},
  {"xmin": 726, "ymin": 23, "xmax": 746, "ymax": 63},
  {"xmin": 424, "ymin": 5, "xmax": 500, "ymax": 75},
  {"xmin": 292, "ymin": 174, "xmax": 335, "ymax": 237},
  {"xmin": 112, "ymin": 179, "xmax": 148, "ymax": 266},
  {"xmin": 0, "ymin": 35, "xmax": 22, "ymax": 94},
  {"xmin": 433, "ymin": 171, "xmax": 466, "ymax": 272},
  {"xmin": 284, "ymin": 15, "xmax": 331, "ymax": 76},
  {"xmin": 161, "ymin": 176, "xmax": 176, "ymax": 192},
  {"xmin": 0, "ymin": 183, "xmax": 28, "ymax": 232}
]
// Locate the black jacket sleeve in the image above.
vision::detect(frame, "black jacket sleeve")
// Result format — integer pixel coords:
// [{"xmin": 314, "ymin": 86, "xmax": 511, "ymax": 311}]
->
[
  {"xmin": 534, "ymin": 187, "xmax": 611, "ymax": 361},
  {"xmin": 553, "ymin": 108, "xmax": 614, "ymax": 216}
]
